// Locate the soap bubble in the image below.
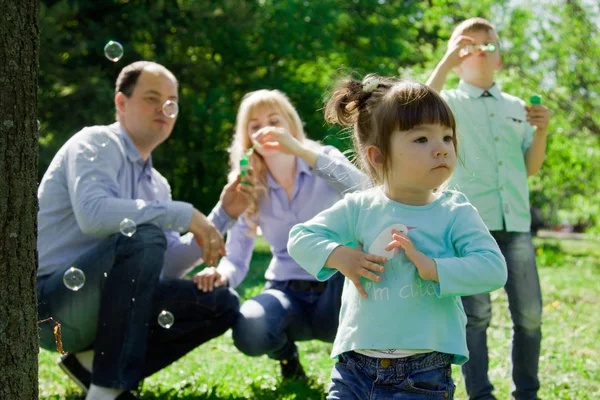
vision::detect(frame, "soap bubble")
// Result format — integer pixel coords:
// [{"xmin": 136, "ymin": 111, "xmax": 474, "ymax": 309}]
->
[
  {"xmin": 119, "ymin": 218, "xmax": 137, "ymax": 237},
  {"xmin": 104, "ymin": 41, "xmax": 123, "ymax": 62},
  {"xmin": 157, "ymin": 310, "xmax": 174, "ymax": 329},
  {"xmin": 162, "ymin": 100, "xmax": 179, "ymax": 119},
  {"xmin": 92, "ymin": 132, "xmax": 110, "ymax": 147},
  {"xmin": 63, "ymin": 267, "xmax": 85, "ymax": 291},
  {"xmin": 81, "ymin": 143, "xmax": 98, "ymax": 162}
]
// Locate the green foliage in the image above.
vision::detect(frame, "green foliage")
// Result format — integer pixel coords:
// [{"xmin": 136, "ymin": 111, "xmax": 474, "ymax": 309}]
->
[{"xmin": 38, "ymin": 0, "xmax": 600, "ymax": 230}]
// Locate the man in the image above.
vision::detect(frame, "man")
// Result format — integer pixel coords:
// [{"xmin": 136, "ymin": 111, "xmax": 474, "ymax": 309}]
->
[{"xmin": 37, "ymin": 61, "xmax": 253, "ymax": 400}]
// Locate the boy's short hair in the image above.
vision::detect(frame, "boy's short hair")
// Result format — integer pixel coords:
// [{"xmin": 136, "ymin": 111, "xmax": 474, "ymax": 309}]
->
[{"xmin": 450, "ymin": 17, "xmax": 498, "ymax": 45}]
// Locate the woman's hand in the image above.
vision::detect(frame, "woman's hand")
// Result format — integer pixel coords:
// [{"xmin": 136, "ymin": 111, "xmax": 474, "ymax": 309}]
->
[
  {"xmin": 220, "ymin": 169, "xmax": 256, "ymax": 219},
  {"xmin": 385, "ymin": 231, "xmax": 439, "ymax": 282},
  {"xmin": 193, "ymin": 267, "xmax": 228, "ymax": 292},
  {"xmin": 325, "ymin": 245, "xmax": 387, "ymax": 298},
  {"xmin": 252, "ymin": 126, "xmax": 303, "ymax": 155}
]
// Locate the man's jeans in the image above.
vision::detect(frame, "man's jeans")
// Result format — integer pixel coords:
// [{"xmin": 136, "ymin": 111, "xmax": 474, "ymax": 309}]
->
[
  {"xmin": 232, "ymin": 272, "xmax": 344, "ymax": 360},
  {"xmin": 328, "ymin": 351, "xmax": 455, "ymax": 399},
  {"xmin": 37, "ymin": 224, "xmax": 239, "ymax": 390},
  {"xmin": 461, "ymin": 231, "xmax": 542, "ymax": 400}
]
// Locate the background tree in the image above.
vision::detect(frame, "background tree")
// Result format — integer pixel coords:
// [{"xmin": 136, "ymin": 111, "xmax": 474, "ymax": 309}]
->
[
  {"xmin": 0, "ymin": 0, "xmax": 41, "ymax": 398},
  {"xmin": 36, "ymin": 0, "xmax": 600, "ymax": 232}
]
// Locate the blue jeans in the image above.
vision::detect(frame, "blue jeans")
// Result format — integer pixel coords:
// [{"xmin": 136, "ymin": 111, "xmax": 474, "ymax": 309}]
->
[
  {"xmin": 328, "ymin": 351, "xmax": 455, "ymax": 399},
  {"xmin": 461, "ymin": 231, "xmax": 542, "ymax": 400},
  {"xmin": 232, "ymin": 272, "xmax": 344, "ymax": 360},
  {"xmin": 37, "ymin": 224, "xmax": 239, "ymax": 390}
]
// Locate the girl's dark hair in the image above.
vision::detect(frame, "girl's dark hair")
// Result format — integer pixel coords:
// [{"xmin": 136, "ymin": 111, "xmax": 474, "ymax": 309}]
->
[{"xmin": 324, "ymin": 74, "xmax": 457, "ymax": 184}]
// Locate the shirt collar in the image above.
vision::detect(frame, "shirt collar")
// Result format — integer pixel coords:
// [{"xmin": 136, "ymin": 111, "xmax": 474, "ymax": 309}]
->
[
  {"xmin": 112, "ymin": 122, "xmax": 154, "ymax": 173},
  {"xmin": 266, "ymin": 156, "xmax": 312, "ymax": 189},
  {"xmin": 457, "ymin": 80, "xmax": 502, "ymax": 100}
]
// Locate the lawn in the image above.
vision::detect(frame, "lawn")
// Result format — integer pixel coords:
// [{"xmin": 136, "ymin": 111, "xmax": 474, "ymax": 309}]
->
[{"xmin": 39, "ymin": 234, "xmax": 600, "ymax": 399}]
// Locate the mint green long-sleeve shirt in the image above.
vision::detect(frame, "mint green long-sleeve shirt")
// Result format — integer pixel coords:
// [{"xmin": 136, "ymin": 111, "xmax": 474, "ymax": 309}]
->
[{"xmin": 288, "ymin": 188, "xmax": 507, "ymax": 364}]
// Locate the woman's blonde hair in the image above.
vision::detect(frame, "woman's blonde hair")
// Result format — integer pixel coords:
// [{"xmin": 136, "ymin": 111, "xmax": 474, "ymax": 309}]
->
[
  {"xmin": 228, "ymin": 89, "xmax": 318, "ymax": 235},
  {"xmin": 324, "ymin": 74, "xmax": 457, "ymax": 186}
]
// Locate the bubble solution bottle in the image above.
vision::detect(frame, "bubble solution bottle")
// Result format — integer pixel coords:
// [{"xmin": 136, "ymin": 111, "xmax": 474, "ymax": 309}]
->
[{"xmin": 530, "ymin": 95, "xmax": 542, "ymax": 105}]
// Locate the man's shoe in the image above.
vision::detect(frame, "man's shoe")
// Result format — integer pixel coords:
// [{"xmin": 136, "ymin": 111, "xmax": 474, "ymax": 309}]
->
[
  {"xmin": 280, "ymin": 355, "xmax": 309, "ymax": 382},
  {"xmin": 57, "ymin": 354, "xmax": 91, "ymax": 393},
  {"xmin": 116, "ymin": 391, "xmax": 138, "ymax": 400}
]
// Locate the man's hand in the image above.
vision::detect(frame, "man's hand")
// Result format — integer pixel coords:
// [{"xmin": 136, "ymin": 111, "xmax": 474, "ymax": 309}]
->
[
  {"xmin": 325, "ymin": 246, "xmax": 387, "ymax": 299},
  {"xmin": 385, "ymin": 231, "xmax": 438, "ymax": 282},
  {"xmin": 220, "ymin": 170, "xmax": 256, "ymax": 219},
  {"xmin": 525, "ymin": 104, "xmax": 551, "ymax": 134},
  {"xmin": 193, "ymin": 267, "xmax": 228, "ymax": 292},
  {"xmin": 189, "ymin": 209, "xmax": 224, "ymax": 266}
]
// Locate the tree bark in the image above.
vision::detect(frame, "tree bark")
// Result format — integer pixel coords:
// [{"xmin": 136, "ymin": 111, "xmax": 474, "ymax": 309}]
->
[{"xmin": 0, "ymin": 1, "xmax": 40, "ymax": 398}]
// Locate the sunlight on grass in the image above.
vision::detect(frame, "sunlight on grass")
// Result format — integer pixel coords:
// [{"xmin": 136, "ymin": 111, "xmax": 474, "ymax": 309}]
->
[{"xmin": 39, "ymin": 236, "xmax": 600, "ymax": 399}]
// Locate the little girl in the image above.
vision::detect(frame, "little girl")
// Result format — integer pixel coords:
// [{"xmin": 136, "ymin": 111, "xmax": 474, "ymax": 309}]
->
[{"xmin": 288, "ymin": 75, "xmax": 507, "ymax": 399}]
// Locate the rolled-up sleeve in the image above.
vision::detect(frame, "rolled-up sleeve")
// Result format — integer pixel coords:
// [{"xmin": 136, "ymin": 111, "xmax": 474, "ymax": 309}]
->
[
  {"xmin": 216, "ymin": 214, "xmax": 256, "ymax": 289},
  {"xmin": 64, "ymin": 130, "xmax": 193, "ymax": 236},
  {"xmin": 313, "ymin": 146, "xmax": 371, "ymax": 194}
]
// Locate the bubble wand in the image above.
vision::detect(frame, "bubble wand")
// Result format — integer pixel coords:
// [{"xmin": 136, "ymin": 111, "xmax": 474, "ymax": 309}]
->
[{"xmin": 460, "ymin": 43, "xmax": 497, "ymax": 57}]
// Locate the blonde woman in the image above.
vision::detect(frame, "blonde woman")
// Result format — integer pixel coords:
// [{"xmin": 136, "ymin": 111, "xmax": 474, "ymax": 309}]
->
[{"xmin": 194, "ymin": 89, "xmax": 369, "ymax": 380}]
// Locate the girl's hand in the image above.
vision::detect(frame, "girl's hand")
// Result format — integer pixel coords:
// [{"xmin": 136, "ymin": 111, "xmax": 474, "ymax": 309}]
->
[
  {"xmin": 193, "ymin": 267, "xmax": 228, "ymax": 292},
  {"xmin": 325, "ymin": 245, "xmax": 387, "ymax": 298},
  {"xmin": 385, "ymin": 231, "xmax": 439, "ymax": 282},
  {"xmin": 441, "ymin": 35, "xmax": 476, "ymax": 69},
  {"xmin": 252, "ymin": 126, "xmax": 303, "ymax": 155}
]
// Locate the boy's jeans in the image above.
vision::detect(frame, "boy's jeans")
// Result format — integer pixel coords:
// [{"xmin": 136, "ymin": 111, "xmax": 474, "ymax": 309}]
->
[
  {"xmin": 461, "ymin": 231, "xmax": 542, "ymax": 400},
  {"xmin": 37, "ymin": 224, "xmax": 239, "ymax": 390},
  {"xmin": 232, "ymin": 272, "xmax": 344, "ymax": 360},
  {"xmin": 328, "ymin": 351, "xmax": 455, "ymax": 399}
]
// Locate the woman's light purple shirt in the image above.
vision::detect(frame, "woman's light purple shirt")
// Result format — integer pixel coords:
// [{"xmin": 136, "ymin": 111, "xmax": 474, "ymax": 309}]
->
[{"xmin": 217, "ymin": 146, "xmax": 369, "ymax": 288}]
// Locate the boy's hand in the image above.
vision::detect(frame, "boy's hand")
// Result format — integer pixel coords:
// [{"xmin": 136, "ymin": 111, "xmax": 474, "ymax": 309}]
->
[
  {"xmin": 385, "ymin": 231, "xmax": 439, "ymax": 282},
  {"xmin": 441, "ymin": 35, "xmax": 476, "ymax": 69},
  {"xmin": 325, "ymin": 245, "xmax": 387, "ymax": 299},
  {"xmin": 525, "ymin": 105, "xmax": 551, "ymax": 134}
]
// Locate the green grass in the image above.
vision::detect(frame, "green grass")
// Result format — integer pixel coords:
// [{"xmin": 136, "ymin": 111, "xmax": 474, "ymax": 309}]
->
[{"xmin": 39, "ymin": 236, "xmax": 600, "ymax": 399}]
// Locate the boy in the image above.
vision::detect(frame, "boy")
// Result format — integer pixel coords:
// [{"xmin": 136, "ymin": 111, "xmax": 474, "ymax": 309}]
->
[{"xmin": 427, "ymin": 18, "xmax": 551, "ymax": 400}]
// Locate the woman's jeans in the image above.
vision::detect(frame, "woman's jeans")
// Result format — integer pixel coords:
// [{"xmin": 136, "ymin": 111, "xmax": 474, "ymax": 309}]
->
[
  {"xmin": 232, "ymin": 272, "xmax": 344, "ymax": 360},
  {"xmin": 327, "ymin": 351, "xmax": 455, "ymax": 399},
  {"xmin": 461, "ymin": 231, "xmax": 542, "ymax": 400},
  {"xmin": 37, "ymin": 224, "xmax": 239, "ymax": 390}
]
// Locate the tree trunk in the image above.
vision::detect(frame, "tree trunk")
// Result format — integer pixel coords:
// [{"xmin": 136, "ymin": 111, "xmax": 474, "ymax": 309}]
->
[{"xmin": 0, "ymin": 1, "xmax": 40, "ymax": 398}]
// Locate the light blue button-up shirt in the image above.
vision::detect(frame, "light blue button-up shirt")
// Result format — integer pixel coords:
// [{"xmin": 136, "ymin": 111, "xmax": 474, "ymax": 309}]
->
[
  {"xmin": 37, "ymin": 122, "xmax": 233, "ymax": 278},
  {"xmin": 216, "ymin": 146, "xmax": 369, "ymax": 288},
  {"xmin": 442, "ymin": 81, "xmax": 535, "ymax": 232}
]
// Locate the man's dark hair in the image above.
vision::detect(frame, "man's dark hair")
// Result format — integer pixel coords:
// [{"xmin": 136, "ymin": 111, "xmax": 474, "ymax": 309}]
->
[{"xmin": 115, "ymin": 61, "xmax": 177, "ymax": 97}]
